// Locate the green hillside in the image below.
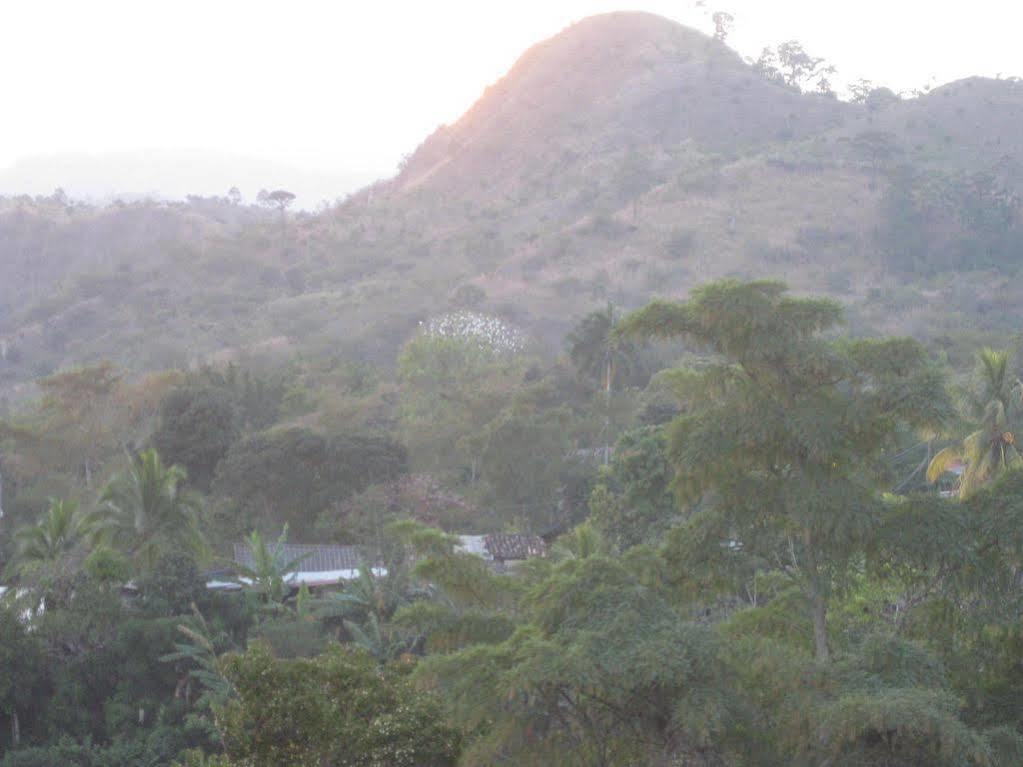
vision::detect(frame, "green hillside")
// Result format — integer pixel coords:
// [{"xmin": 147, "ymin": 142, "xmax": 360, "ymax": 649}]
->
[
  {"xmin": 6, "ymin": 12, "xmax": 1023, "ymax": 767},
  {"xmin": 3, "ymin": 13, "xmax": 1022, "ymax": 400}
]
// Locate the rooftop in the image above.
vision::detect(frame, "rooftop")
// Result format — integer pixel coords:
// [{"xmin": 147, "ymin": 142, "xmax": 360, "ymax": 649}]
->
[
  {"xmin": 457, "ymin": 533, "xmax": 547, "ymax": 561},
  {"xmin": 231, "ymin": 542, "xmax": 367, "ymax": 573}
]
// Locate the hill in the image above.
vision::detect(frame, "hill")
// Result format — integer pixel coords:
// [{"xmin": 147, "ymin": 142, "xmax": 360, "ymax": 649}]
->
[
  {"xmin": 393, "ymin": 12, "xmax": 848, "ymax": 192},
  {"xmin": 2, "ymin": 11, "xmax": 1023, "ymax": 399}
]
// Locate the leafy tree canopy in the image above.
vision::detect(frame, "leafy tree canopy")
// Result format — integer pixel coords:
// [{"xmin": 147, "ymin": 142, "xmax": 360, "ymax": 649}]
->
[
  {"xmin": 212, "ymin": 427, "xmax": 407, "ymax": 540},
  {"xmin": 218, "ymin": 642, "xmax": 461, "ymax": 767},
  {"xmin": 618, "ymin": 279, "xmax": 952, "ymax": 661},
  {"xmin": 152, "ymin": 387, "xmax": 239, "ymax": 492}
]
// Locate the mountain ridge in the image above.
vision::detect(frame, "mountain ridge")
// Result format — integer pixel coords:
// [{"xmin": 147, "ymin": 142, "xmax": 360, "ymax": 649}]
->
[
  {"xmin": 2, "ymin": 11, "xmax": 1023, "ymax": 398},
  {"xmin": 389, "ymin": 11, "xmax": 848, "ymax": 198},
  {"xmin": 0, "ymin": 149, "xmax": 382, "ymax": 209}
]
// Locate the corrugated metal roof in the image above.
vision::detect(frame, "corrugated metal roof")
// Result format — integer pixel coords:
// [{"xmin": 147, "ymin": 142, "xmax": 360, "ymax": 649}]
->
[
  {"xmin": 483, "ymin": 533, "xmax": 547, "ymax": 561},
  {"xmin": 207, "ymin": 567, "xmax": 388, "ymax": 591},
  {"xmin": 232, "ymin": 542, "xmax": 366, "ymax": 573}
]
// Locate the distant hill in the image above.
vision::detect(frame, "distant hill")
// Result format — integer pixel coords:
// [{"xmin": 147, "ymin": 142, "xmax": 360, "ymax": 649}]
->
[
  {"xmin": 0, "ymin": 149, "xmax": 383, "ymax": 209},
  {"xmin": 3, "ymin": 11, "xmax": 1023, "ymax": 399}
]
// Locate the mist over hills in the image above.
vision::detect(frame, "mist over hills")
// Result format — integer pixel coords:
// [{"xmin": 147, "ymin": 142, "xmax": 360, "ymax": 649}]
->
[
  {"xmin": 3, "ymin": 10, "xmax": 1023, "ymax": 398},
  {"xmin": 0, "ymin": 149, "xmax": 382, "ymax": 209}
]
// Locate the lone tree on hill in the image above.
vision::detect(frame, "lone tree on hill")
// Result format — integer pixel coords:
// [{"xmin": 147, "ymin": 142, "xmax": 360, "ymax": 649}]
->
[
  {"xmin": 257, "ymin": 189, "xmax": 296, "ymax": 214},
  {"xmin": 754, "ymin": 40, "xmax": 836, "ymax": 96},
  {"xmin": 712, "ymin": 11, "xmax": 734, "ymax": 42},
  {"xmin": 257, "ymin": 188, "xmax": 297, "ymax": 246}
]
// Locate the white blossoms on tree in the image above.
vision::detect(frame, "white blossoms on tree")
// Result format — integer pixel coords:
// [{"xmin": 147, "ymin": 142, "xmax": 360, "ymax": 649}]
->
[{"xmin": 421, "ymin": 311, "xmax": 527, "ymax": 355}]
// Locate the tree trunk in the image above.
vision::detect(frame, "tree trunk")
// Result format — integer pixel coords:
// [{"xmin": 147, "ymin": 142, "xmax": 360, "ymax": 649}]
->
[
  {"xmin": 11, "ymin": 709, "xmax": 20, "ymax": 748},
  {"xmin": 802, "ymin": 528, "xmax": 830, "ymax": 663},
  {"xmin": 810, "ymin": 588, "xmax": 830, "ymax": 664}
]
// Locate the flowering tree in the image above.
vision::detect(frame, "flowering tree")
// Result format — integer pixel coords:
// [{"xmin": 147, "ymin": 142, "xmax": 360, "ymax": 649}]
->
[
  {"xmin": 421, "ymin": 310, "xmax": 527, "ymax": 356},
  {"xmin": 399, "ymin": 313, "xmax": 530, "ymax": 479}
]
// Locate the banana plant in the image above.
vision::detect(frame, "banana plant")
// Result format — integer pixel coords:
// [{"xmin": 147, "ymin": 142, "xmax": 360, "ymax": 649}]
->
[
  {"xmin": 231, "ymin": 526, "xmax": 310, "ymax": 609},
  {"xmin": 160, "ymin": 604, "xmax": 234, "ymax": 710}
]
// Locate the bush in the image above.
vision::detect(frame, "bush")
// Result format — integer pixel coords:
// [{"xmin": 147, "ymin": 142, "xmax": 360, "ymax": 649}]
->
[
  {"xmin": 133, "ymin": 553, "xmax": 205, "ymax": 616},
  {"xmin": 218, "ymin": 643, "xmax": 461, "ymax": 766},
  {"xmin": 0, "ymin": 738, "xmax": 98, "ymax": 767},
  {"xmin": 249, "ymin": 617, "xmax": 327, "ymax": 659},
  {"xmin": 213, "ymin": 427, "xmax": 408, "ymax": 539},
  {"xmin": 151, "ymin": 387, "xmax": 239, "ymax": 491}
]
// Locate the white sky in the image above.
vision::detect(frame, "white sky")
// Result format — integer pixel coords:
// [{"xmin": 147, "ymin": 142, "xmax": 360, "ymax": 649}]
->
[{"xmin": 2, "ymin": 0, "xmax": 1022, "ymax": 176}]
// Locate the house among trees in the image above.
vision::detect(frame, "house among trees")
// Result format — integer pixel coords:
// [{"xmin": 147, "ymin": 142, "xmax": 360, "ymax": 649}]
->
[
  {"xmin": 457, "ymin": 533, "xmax": 547, "ymax": 570},
  {"xmin": 206, "ymin": 542, "xmax": 379, "ymax": 593},
  {"xmin": 205, "ymin": 534, "xmax": 548, "ymax": 596}
]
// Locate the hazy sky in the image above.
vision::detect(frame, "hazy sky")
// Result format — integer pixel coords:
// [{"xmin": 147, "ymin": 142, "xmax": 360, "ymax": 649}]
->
[{"xmin": 3, "ymin": 0, "xmax": 1022, "ymax": 178}]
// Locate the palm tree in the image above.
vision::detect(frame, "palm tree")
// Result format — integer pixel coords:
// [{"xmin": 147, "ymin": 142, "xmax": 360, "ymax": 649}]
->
[
  {"xmin": 568, "ymin": 304, "xmax": 641, "ymax": 464},
  {"xmin": 231, "ymin": 527, "xmax": 309, "ymax": 608},
  {"xmin": 314, "ymin": 563, "xmax": 380, "ymax": 621},
  {"xmin": 94, "ymin": 448, "xmax": 204, "ymax": 567},
  {"xmin": 551, "ymin": 520, "xmax": 611, "ymax": 560},
  {"xmin": 965, "ymin": 347, "xmax": 1022, "ymax": 421},
  {"xmin": 6, "ymin": 498, "xmax": 94, "ymax": 580},
  {"xmin": 343, "ymin": 612, "xmax": 409, "ymax": 664},
  {"xmin": 313, "ymin": 561, "xmax": 411, "ymax": 624},
  {"xmin": 927, "ymin": 348, "xmax": 1023, "ymax": 499},
  {"xmin": 567, "ymin": 303, "xmax": 639, "ymax": 391}
]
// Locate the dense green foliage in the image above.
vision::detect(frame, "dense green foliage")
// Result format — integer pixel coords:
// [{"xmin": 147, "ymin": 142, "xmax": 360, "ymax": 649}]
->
[
  {"xmin": 4, "ymin": 261, "xmax": 1023, "ymax": 766},
  {"xmin": 588, "ymin": 425, "xmax": 677, "ymax": 548},
  {"xmin": 211, "ymin": 428, "xmax": 407, "ymax": 539},
  {"xmin": 619, "ymin": 280, "xmax": 951, "ymax": 662},
  {"xmin": 218, "ymin": 642, "xmax": 460, "ymax": 766},
  {"xmin": 8, "ymin": 12, "xmax": 1023, "ymax": 763},
  {"xmin": 152, "ymin": 387, "xmax": 239, "ymax": 492}
]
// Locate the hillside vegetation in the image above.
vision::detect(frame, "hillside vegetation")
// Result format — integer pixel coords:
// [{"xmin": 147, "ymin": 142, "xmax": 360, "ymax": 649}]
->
[
  {"xmin": 4, "ymin": 12, "xmax": 1023, "ymax": 401},
  {"xmin": 6, "ymin": 11, "xmax": 1023, "ymax": 767}
]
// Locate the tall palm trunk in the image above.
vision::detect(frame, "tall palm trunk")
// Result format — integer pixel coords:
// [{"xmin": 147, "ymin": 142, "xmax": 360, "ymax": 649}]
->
[
  {"xmin": 803, "ymin": 528, "xmax": 830, "ymax": 663},
  {"xmin": 810, "ymin": 588, "xmax": 830, "ymax": 664},
  {"xmin": 603, "ymin": 355, "xmax": 613, "ymax": 466},
  {"xmin": 602, "ymin": 303, "xmax": 616, "ymax": 466}
]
